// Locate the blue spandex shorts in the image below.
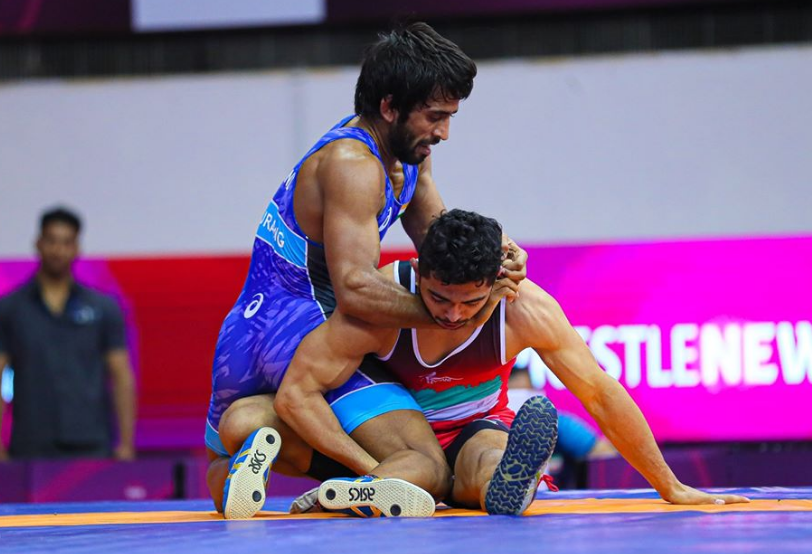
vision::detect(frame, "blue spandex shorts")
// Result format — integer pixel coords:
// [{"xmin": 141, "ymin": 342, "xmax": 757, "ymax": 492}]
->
[{"xmin": 205, "ymin": 284, "xmax": 419, "ymax": 457}]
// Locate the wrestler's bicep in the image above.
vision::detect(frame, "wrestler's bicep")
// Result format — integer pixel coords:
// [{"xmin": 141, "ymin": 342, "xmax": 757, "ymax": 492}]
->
[{"xmin": 320, "ymin": 157, "xmax": 385, "ymax": 293}]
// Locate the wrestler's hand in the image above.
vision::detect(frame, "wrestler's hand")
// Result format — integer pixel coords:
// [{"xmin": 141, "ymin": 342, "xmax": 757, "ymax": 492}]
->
[
  {"xmin": 469, "ymin": 276, "xmax": 520, "ymax": 327},
  {"xmin": 501, "ymin": 234, "xmax": 527, "ymax": 296},
  {"xmin": 662, "ymin": 482, "xmax": 750, "ymax": 505}
]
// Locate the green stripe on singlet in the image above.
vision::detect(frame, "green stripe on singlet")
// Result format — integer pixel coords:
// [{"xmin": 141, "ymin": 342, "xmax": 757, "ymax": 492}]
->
[{"xmin": 410, "ymin": 375, "xmax": 502, "ymax": 412}]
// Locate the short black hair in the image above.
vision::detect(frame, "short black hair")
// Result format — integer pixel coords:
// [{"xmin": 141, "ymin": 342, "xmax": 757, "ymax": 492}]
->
[
  {"xmin": 40, "ymin": 206, "xmax": 82, "ymax": 234},
  {"xmin": 355, "ymin": 22, "xmax": 477, "ymax": 121},
  {"xmin": 418, "ymin": 209, "xmax": 503, "ymax": 285}
]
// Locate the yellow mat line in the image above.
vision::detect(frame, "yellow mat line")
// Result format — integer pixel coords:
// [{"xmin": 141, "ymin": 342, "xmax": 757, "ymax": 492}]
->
[
  {"xmin": 522, "ymin": 498, "xmax": 812, "ymax": 516},
  {"xmin": 1, "ymin": 498, "xmax": 809, "ymax": 528}
]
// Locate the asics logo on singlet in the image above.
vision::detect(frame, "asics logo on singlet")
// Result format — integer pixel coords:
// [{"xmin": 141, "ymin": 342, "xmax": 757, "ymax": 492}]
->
[
  {"xmin": 378, "ymin": 208, "xmax": 392, "ymax": 232},
  {"xmin": 248, "ymin": 450, "xmax": 267, "ymax": 474},
  {"xmin": 349, "ymin": 487, "xmax": 375, "ymax": 502},
  {"xmin": 244, "ymin": 293, "xmax": 264, "ymax": 318},
  {"xmin": 283, "ymin": 169, "xmax": 297, "ymax": 190},
  {"xmin": 421, "ymin": 372, "xmax": 463, "ymax": 385}
]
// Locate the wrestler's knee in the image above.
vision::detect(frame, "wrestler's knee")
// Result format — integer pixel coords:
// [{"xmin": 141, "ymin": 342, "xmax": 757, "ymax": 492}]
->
[
  {"xmin": 375, "ymin": 446, "xmax": 451, "ymax": 500},
  {"xmin": 219, "ymin": 395, "xmax": 277, "ymax": 454},
  {"xmin": 403, "ymin": 415, "xmax": 449, "ymax": 469},
  {"xmin": 418, "ymin": 448, "xmax": 453, "ymax": 500},
  {"xmin": 390, "ymin": 417, "xmax": 453, "ymax": 499}
]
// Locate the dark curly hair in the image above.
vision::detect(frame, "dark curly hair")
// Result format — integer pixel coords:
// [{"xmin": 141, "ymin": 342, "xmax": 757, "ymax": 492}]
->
[
  {"xmin": 355, "ymin": 22, "xmax": 477, "ymax": 121},
  {"xmin": 418, "ymin": 209, "xmax": 502, "ymax": 285}
]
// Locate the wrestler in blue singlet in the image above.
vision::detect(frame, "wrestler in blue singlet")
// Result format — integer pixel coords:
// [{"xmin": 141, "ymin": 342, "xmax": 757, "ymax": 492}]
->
[{"xmin": 205, "ymin": 116, "xmax": 421, "ymax": 456}]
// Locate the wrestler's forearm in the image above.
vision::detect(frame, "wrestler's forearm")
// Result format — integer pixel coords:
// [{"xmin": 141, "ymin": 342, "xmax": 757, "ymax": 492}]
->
[
  {"xmin": 586, "ymin": 378, "xmax": 681, "ymax": 499},
  {"xmin": 338, "ymin": 269, "xmax": 436, "ymax": 328},
  {"xmin": 274, "ymin": 389, "xmax": 378, "ymax": 476}
]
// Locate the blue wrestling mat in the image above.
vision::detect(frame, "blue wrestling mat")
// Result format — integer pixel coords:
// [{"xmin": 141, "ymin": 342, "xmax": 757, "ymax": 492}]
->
[{"xmin": 1, "ymin": 488, "xmax": 810, "ymax": 554}]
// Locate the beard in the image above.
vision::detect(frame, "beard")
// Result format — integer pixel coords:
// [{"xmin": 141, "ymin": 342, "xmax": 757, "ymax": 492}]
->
[{"xmin": 389, "ymin": 120, "xmax": 437, "ymax": 165}]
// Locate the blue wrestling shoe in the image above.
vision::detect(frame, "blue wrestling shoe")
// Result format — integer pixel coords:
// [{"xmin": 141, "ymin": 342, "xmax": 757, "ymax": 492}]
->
[
  {"xmin": 485, "ymin": 395, "xmax": 558, "ymax": 515},
  {"xmin": 318, "ymin": 476, "xmax": 436, "ymax": 518},
  {"xmin": 223, "ymin": 427, "xmax": 281, "ymax": 519}
]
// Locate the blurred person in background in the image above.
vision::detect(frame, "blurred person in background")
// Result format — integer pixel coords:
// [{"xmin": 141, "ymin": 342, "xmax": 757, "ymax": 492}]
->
[{"xmin": 0, "ymin": 207, "xmax": 136, "ymax": 461}]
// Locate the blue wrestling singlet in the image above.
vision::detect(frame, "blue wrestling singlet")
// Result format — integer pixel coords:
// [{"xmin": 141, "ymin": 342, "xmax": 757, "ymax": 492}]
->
[{"xmin": 206, "ymin": 116, "xmax": 421, "ymax": 456}]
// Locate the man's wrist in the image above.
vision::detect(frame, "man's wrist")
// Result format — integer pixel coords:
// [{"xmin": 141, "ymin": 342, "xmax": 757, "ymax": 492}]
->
[{"xmin": 655, "ymin": 478, "xmax": 684, "ymax": 502}]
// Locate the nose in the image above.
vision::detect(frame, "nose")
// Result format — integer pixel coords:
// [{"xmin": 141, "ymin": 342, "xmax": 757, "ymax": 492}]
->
[
  {"xmin": 433, "ymin": 118, "xmax": 450, "ymax": 141},
  {"xmin": 445, "ymin": 305, "xmax": 463, "ymax": 323}
]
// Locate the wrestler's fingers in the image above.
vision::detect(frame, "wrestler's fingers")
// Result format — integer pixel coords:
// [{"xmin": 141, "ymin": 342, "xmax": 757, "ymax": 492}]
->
[
  {"xmin": 500, "ymin": 267, "xmax": 526, "ymax": 289},
  {"xmin": 493, "ymin": 277, "xmax": 520, "ymax": 302},
  {"xmin": 710, "ymin": 494, "xmax": 751, "ymax": 505}
]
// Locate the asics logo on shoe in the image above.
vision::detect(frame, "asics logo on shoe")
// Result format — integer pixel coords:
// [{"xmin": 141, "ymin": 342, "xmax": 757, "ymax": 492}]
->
[
  {"xmin": 348, "ymin": 487, "xmax": 375, "ymax": 502},
  {"xmin": 249, "ymin": 450, "xmax": 267, "ymax": 474}
]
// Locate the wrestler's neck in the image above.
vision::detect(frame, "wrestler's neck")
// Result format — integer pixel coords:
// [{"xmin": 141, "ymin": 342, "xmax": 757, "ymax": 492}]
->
[
  {"xmin": 414, "ymin": 324, "xmax": 478, "ymax": 367},
  {"xmin": 354, "ymin": 116, "xmax": 399, "ymax": 174},
  {"xmin": 417, "ymin": 323, "xmax": 476, "ymax": 347}
]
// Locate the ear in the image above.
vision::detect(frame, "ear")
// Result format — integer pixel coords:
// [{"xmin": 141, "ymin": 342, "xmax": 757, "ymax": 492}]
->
[
  {"xmin": 409, "ymin": 258, "xmax": 422, "ymax": 287},
  {"xmin": 380, "ymin": 95, "xmax": 398, "ymax": 124}
]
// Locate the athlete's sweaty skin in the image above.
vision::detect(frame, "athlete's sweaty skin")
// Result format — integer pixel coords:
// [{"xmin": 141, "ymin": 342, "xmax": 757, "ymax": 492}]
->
[
  {"xmin": 292, "ymin": 102, "xmax": 525, "ymax": 328},
  {"xmin": 207, "ymin": 23, "xmax": 526, "ymax": 513},
  {"xmin": 270, "ymin": 103, "xmax": 526, "ymax": 475},
  {"xmin": 281, "ymin": 212, "xmax": 751, "ymax": 509}
]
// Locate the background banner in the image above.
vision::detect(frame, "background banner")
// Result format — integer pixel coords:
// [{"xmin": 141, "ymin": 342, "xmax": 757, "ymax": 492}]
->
[
  {"xmin": 2, "ymin": 235, "xmax": 809, "ymax": 448},
  {"xmin": 522, "ymin": 236, "xmax": 812, "ymax": 442}
]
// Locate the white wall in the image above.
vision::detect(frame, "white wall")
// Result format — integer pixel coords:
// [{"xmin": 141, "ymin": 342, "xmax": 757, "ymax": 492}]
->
[{"xmin": 1, "ymin": 44, "xmax": 810, "ymax": 257}]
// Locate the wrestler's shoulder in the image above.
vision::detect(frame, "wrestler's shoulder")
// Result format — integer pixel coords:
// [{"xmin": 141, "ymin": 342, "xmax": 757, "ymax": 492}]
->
[
  {"xmin": 506, "ymin": 280, "xmax": 566, "ymax": 340},
  {"xmin": 316, "ymin": 137, "xmax": 381, "ymax": 167}
]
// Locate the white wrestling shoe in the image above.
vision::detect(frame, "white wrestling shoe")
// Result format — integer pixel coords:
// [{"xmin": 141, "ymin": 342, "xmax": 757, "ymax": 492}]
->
[
  {"xmin": 317, "ymin": 476, "xmax": 436, "ymax": 518},
  {"xmin": 222, "ymin": 427, "xmax": 281, "ymax": 519}
]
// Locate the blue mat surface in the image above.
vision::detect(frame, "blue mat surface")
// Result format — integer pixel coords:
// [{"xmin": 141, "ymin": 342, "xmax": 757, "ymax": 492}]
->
[{"xmin": 1, "ymin": 488, "xmax": 810, "ymax": 554}]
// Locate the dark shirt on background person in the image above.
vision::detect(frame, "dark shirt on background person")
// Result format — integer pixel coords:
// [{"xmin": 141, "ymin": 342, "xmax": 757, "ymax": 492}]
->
[{"xmin": 0, "ymin": 207, "xmax": 136, "ymax": 461}]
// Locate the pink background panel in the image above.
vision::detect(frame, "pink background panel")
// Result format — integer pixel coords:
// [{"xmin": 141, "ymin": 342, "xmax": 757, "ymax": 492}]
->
[{"xmin": 527, "ymin": 236, "xmax": 812, "ymax": 442}]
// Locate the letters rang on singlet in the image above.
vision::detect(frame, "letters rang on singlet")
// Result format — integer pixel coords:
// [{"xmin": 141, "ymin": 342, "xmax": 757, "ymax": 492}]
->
[{"xmin": 256, "ymin": 200, "xmax": 307, "ymax": 268}]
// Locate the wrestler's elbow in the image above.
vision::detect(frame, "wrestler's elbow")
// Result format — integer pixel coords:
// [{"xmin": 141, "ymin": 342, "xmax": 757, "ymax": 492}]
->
[
  {"xmin": 272, "ymin": 388, "xmax": 292, "ymax": 422},
  {"xmin": 335, "ymin": 268, "xmax": 375, "ymax": 318},
  {"xmin": 274, "ymin": 380, "xmax": 305, "ymax": 424}
]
